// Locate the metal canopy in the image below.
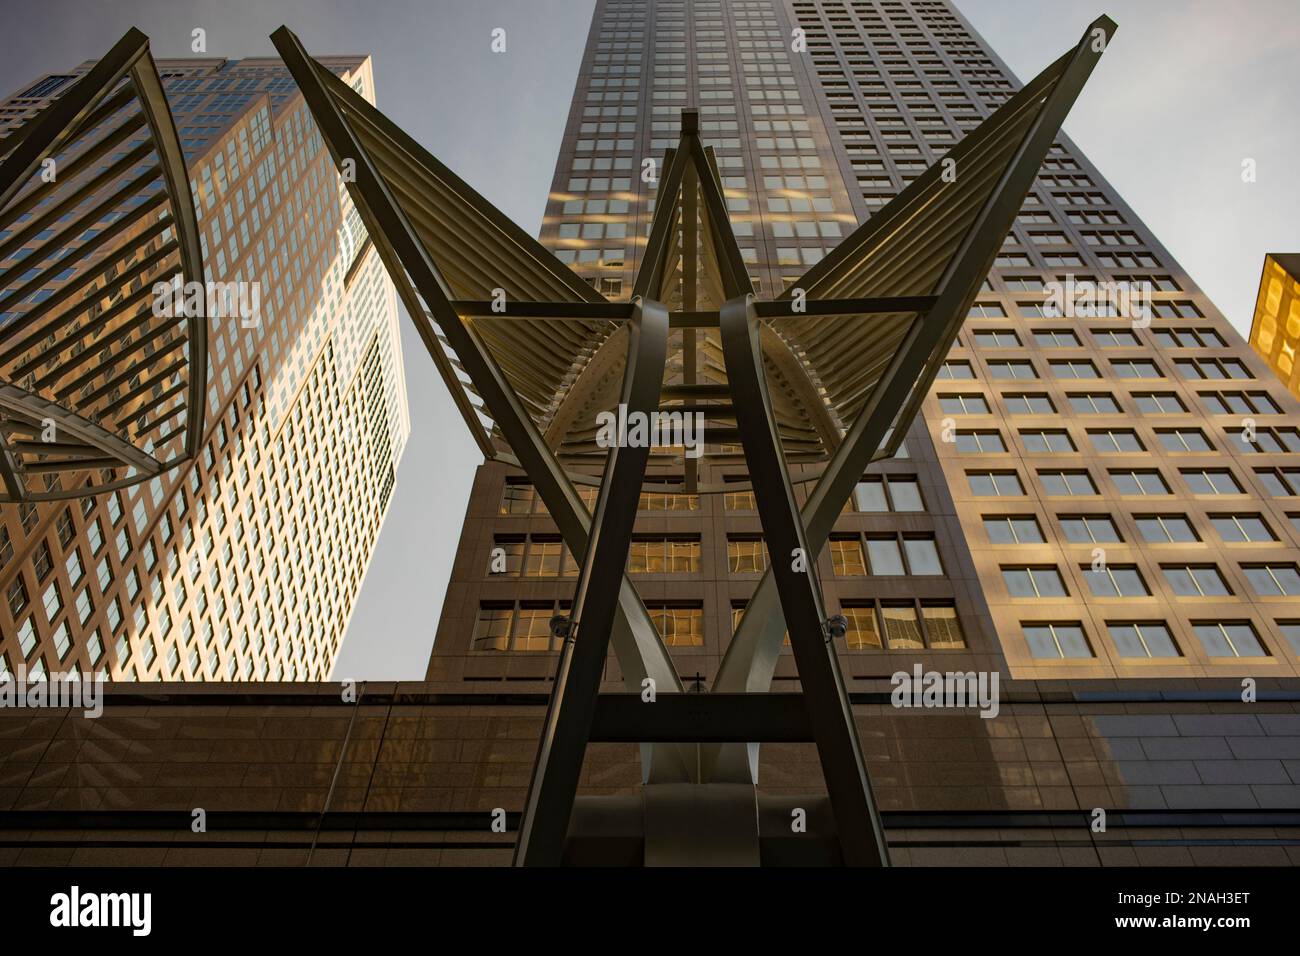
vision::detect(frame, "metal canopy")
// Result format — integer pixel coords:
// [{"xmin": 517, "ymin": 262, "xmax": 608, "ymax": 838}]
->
[
  {"xmin": 0, "ymin": 28, "xmax": 206, "ymax": 503},
  {"xmin": 273, "ymin": 14, "xmax": 1114, "ymax": 865}
]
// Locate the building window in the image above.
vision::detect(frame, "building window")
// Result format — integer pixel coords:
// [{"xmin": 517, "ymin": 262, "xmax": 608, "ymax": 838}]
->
[
  {"xmin": 1021, "ymin": 429, "xmax": 1074, "ymax": 453},
  {"xmin": 1003, "ymin": 393, "xmax": 1054, "ymax": 414},
  {"xmin": 1157, "ymin": 429, "xmax": 1213, "ymax": 453},
  {"xmin": 472, "ymin": 602, "xmax": 572, "ymax": 652},
  {"xmin": 629, "ymin": 537, "xmax": 700, "ymax": 573},
  {"xmin": 1256, "ymin": 468, "xmax": 1300, "ymax": 497},
  {"xmin": 841, "ymin": 604, "xmax": 881, "ymax": 649},
  {"xmin": 500, "ymin": 479, "xmax": 543, "ymax": 515},
  {"xmin": 921, "ymin": 603, "xmax": 966, "ymax": 649},
  {"xmin": 1274, "ymin": 622, "xmax": 1300, "ymax": 656},
  {"xmin": 1023, "ymin": 622, "xmax": 1091, "ymax": 659},
  {"xmin": 1083, "ymin": 565, "xmax": 1150, "ymax": 597},
  {"xmin": 1209, "ymin": 514, "xmax": 1274, "ymax": 543},
  {"xmin": 968, "ymin": 471, "xmax": 1023, "ymax": 496},
  {"xmin": 1088, "ymin": 429, "xmax": 1144, "ymax": 453},
  {"xmin": 1059, "ymin": 514, "xmax": 1121, "ymax": 543},
  {"xmin": 727, "ymin": 537, "xmax": 768, "ymax": 573},
  {"xmin": 851, "ymin": 475, "xmax": 923, "ymax": 512},
  {"xmin": 879, "ymin": 603, "xmax": 924, "ymax": 649},
  {"xmin": 1039, "ymin": 470, "xmax": 1096, "ymax": 496},
  {"xmin": 1183, "ymin": 469, "xmax": 1243, "ymax": 495},
  {"xmin": 955, "ymin": 430, "xmax": 1006, "ymax": 453},
  {"xmin": 723, "ymin": 482, "xmax": 756, "ymax": 511},
  {"xmin": 1110, "ymin": 469, "xmax": 1169, "ymax": 495},
  {"xmin": 1241, "ymin": 564, "xmax": 1300, "ymax": 597},
  {"xmin": 525, "ymin": 538, "xmax": 577, "ymax": 577},
  {"xmin": 830, "ymin": 537, "xmax": 867, "ymax": 575},
  {"xmin": 1002, "ymin": 566, "xmax": 1068, "ymax": 598},
  {"xmin": 1134, "ymin": 514, "xmax": 1197, "ymax": 543},
  {"xmin": 7, "ymin": 576, "xmax": 29, "ymax": 618},
  {"xmin": 938, "ymin": 393, "xmax": 989, "ymax": 414},
  {"xmin": 1162, "ymin": 564, "xmax": 1231, "ymax": 597},
  {"xmin": 488, "ymin": 537, "xmax": 525, "ymax": 575},
  {"xmin": 1191, "ymin": 621, "xmax": 1266, "ymax": 658},
  {"xmin": 1107, "ymin": 622, "xmax": 1179, "ymax": 658},
  {"xmin": 638, "ymin": 487, "xmax": 699, "ymax": 511},
  {"xmin": 983, "ymin": 515, "xmax": 1044, "ymax": 544},
  {"xmin": 513, "ymin": 604, "xmax": 565, "ymax": 651},
  {"xmin": 648, "ymin": 603, "xmax": 703, "ymax": 646}
]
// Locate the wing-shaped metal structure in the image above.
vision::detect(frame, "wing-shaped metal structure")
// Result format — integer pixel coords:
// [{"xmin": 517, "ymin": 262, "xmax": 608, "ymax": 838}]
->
[
  {"xmin": 273, "ymin": 14, "xmax": 1114, "ymax": 866},
  {"xmin": 0, "ymin": 28, "xmax": 206, "ymax": 502}
]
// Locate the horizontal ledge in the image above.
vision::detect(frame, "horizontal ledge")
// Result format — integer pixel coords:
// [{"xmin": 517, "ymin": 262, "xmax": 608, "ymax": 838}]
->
[
  {"xmin": 755, "ymin": 296, "xmax": 936, "ymax": 317},
  {"xmin": 445, "ymin": 297, "xmax": 934, "ymax": 323},
  {"xmin": 590, "ymin": 692, "xmax": 813, "ymax": 742},
  {"xmin": 449, "ymin": 300, "xmax": 634, "ymax": 320}
]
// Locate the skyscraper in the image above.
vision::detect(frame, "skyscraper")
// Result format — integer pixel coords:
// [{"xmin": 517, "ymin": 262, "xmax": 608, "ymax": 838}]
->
[
  {"xmin": 0, "ymin": 51, "xmax": 409, "ymax": 681},
  {"xmin": 428, "ymin": 0, "xmax": 1300, "ymax": 688}
]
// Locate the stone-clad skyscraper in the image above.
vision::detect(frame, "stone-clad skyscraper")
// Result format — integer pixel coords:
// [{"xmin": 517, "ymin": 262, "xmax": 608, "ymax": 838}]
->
[{"xmin": 429, "ymin": 0, "xmax": 1300, "ymax": 688}]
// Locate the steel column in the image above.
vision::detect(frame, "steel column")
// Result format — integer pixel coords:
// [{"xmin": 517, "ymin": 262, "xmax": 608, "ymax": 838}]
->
[
  {"xmin": 514, "ymin": 298, "xmax": 670, "ymax": 866},
  {"xmin": 719, "ymin": 294, "xmax": 889, "ymax": 867}
]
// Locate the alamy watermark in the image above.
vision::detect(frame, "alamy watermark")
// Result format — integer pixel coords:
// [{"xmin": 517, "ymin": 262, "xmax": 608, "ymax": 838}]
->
[
  {"xmin": 152, "ymin": 275, "xmax": 262, "ymax": 328},
  {"xmin": 890, "ymin": 664, "xmax": 999, "ymax": 719},
  {"xmin": 595, "ymin": 403, "xmax": 705, "ymax": 459},
  {"xmin": 50, "ymin": 886, "xmax": 150, "ymax": 936},
  {"xmin": 0, "ymin": 667, "xmax": 103, "ymax": 719},
  {"xmin": 1043, "ymin": 274, "xmax": 1152, "ymax": 325}
]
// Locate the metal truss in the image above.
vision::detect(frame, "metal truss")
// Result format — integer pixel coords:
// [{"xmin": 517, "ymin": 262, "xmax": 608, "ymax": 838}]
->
[
  {"xmin": 0, "ymin": 28, "xmax": 205, "ymax": 502},
  {"xmin": 274, "ymin": 14, "xmax": 1114, "ymax": 866}
]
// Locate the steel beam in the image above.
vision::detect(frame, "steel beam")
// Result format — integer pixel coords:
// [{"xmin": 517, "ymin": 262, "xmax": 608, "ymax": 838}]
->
[
  {"xmin": 514, "ymin": 298, "xmax": 669, "ymax": 867},
  {"xmin": 0, "ymin": 29, "xmax": 146, "ymax": 211},
  {"xmin": 272, "ymin": 29, "xmax": 692, "ymax": 782},
  {"xmin": 719, "ymin": 294, "xmax": 889, "ymax": 867},
  {"xmin": 590, "ymin": 693, "xmax": 813, "ymax": 743}
]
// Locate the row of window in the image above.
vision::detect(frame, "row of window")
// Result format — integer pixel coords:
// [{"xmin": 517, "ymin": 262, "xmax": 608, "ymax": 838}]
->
[
  {"xmin": 485, "ymin": 532, "xmax": 944, "ymax": 577},
  {"xmin": 470, "ymin": 599, "xmax": 966, "ymax": 653},
  {"xmin": 938, "ymin": 388, "xmax": 1280, "ymax": 416},
  {"xmin": 984, "ymin": 512, "xmax": 1291, "ymax": 546},
  {"xmin": 1024, "ymin": 619, "xmax": 1299, "ymax": 661},
  {"xmin": 962, "ymin": 325, "xmax": 1220, "ymax": 348},
  {"xmin": 951, "ymin": 425, "xmax": 1299, "ymax": 456},
  {"xmin": 940, "ymin": 356, "xmax": 1251, "ymax": 382},
  {"xmin": 498, "ymin": 475, "xmax": 926, "ymax": 515},
  {"xmin": 1002, "ymin": 561, "xmax": 1300, "ymax": 601},
  {"xmin": 966, "ymin": 466, "xmax": 1300, "ymax": 498}
]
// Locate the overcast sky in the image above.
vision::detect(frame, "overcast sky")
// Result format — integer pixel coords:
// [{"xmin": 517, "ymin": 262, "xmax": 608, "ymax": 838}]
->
[{"xmin": 2, "ymin": 1, "xmax": 1296, "ymax": 680}]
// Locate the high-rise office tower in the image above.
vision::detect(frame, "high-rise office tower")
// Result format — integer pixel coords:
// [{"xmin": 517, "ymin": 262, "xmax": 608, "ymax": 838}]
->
[
  {"xmin": 428, "ymin": 0, "xmax": 1300, "ymax": 688},
  {"xmin": 0, "ymin": 53, "xmax": 409, "ymax": 681}
]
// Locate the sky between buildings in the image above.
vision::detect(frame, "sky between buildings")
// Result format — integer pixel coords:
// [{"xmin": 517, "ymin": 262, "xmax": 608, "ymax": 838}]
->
[{"xmin": 0, "ymin": 0, "xmax": 1296, "ymax": 679}]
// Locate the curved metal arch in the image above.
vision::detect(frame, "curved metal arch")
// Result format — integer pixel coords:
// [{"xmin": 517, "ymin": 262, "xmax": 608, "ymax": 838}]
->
[{"xmin": 0, "ymin": 27, "xmax": 206, "ymax": 503}]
